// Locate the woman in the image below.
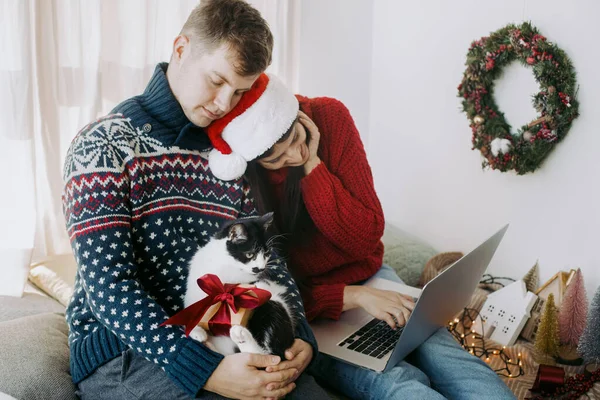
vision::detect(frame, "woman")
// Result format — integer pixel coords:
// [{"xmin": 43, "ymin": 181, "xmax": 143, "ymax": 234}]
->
[{"xmin": 206, "ymin": 75, "xmax": 516, "ymax": 400}]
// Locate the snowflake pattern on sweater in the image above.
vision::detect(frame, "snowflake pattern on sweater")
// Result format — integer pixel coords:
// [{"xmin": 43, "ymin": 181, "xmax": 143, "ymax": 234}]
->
[{"xmin": 62, "ymin": 65, "xmax": 315, "ymax": 396}]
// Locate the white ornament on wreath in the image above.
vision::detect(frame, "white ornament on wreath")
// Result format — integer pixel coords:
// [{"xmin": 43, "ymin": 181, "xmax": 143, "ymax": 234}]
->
[{"xmin": 490, "ymin": 138, "xmax": 512, "ymax": 157}]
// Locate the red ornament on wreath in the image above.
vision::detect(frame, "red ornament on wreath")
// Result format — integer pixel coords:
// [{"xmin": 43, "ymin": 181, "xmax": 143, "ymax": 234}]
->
[{"xmin": 458, "ymin": 22, "xmax": 579, "ymax": 174}]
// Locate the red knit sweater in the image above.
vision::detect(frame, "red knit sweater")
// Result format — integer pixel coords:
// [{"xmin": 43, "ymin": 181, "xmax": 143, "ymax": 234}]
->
[{"xmin": 266, "ymin": 96, "xmax": 385, "ymax": 321}]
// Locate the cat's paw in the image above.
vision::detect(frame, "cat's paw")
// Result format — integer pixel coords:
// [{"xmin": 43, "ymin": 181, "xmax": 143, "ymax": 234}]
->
[
  {"xmin": 231, "ymin": 325, "xmax": 267, "ymax": 354},
  {"xmin": 230, "ymin": 325, "xmax": 253, "ymax": 345},
  {"xmin": 189, "ymin": 326, "xmax": 208, "ymax": 343}
]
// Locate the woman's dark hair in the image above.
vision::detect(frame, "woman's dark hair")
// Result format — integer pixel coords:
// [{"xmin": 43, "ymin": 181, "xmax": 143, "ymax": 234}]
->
[
  {"xmin": 244, "ymin": 163, "xmax": 312, "ymax": 241},
  {"xmin": 244, "ymin": 121, "xmax": 315, "ymax": 280}
]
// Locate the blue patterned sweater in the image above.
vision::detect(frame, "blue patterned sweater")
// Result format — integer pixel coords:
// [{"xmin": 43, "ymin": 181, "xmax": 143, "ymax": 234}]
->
[{"xmin": 62, "ymin": 63, "xmax": 317, "ymax": 397}]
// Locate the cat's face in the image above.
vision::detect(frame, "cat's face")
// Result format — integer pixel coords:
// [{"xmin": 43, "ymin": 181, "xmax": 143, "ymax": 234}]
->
[{"xmin": 216, "ymin": 213, "xmax": 274, "ymax": 276}]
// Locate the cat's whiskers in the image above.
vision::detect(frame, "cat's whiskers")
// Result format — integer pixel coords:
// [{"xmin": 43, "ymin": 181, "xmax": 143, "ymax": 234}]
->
[
  {"xmin": 266, "ymin": 234, "xmax": 287, "ymax": 247},
  {"xmin": 265, "ymin": 259, "xmax": 281, "ymax": 269},
  {"xmin": 267, "ymin": 241, "xmax": 283, "ymax": 250}
]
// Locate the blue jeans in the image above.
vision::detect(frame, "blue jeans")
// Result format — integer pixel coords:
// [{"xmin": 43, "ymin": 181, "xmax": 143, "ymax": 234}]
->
[{"xmin": 309, "ymin": 265, "xmax": 516, "ymax": 400}]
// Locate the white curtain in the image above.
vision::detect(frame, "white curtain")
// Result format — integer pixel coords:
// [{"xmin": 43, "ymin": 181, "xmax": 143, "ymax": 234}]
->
[{"xmin": 0, "ymin": 0, "xmax": 300, "ymax": 264}]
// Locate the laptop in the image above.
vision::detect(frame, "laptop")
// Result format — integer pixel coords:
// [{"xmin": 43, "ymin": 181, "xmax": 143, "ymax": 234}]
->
[{"xmin": 310, "ymin": 225, "xmax": 508, "ymax": 372}]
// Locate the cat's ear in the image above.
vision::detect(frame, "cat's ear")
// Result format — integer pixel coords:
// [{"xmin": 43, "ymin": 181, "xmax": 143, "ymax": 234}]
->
[
  {"xmin": 228, "ymin": 223, "xmax": 248, "ymax": 244},
  {"xmin": 260, "ymin": 212, "xmax": 274, "ymax": 232}
]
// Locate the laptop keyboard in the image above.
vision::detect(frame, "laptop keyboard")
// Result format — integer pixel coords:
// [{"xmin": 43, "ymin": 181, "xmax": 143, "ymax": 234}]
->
[{"xmin": 337, "ymin": 319, "xmax": 404, "ymax": 359}]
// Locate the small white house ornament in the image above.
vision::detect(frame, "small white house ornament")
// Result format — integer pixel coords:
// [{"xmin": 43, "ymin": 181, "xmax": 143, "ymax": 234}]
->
[{"xmin": 473, "ymin": 280, "xmax": 537, "ymax": 346}]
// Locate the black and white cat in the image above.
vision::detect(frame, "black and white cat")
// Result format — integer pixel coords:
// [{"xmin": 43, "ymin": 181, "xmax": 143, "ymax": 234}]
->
[{"xmin": 184, "ymin": 213, "xmax": 295, "ymax": 358}]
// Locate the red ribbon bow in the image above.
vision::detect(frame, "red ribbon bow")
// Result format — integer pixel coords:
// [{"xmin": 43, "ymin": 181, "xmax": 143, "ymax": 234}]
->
[{"xmin": 161, "ymin": 274, "xmax": 271, "ymax": 336}]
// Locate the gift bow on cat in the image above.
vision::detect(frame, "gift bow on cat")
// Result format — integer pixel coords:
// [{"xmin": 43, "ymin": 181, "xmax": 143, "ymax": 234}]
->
[{"xmin": 161, "ymin": 273, "xmax": 272, "ymax": 336}]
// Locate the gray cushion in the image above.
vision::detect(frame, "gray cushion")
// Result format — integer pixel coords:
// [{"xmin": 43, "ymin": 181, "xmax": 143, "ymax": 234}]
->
[
  {"xmin": 381, "ymin": 225, "xmax": 437, "ymax": 287},
  {"xmin": 0, "ymin": 292, "xmax": 65, "ymax": 323},
  {"xmin": 0, "ymin": 313, "xmax": 76, "ymax": 400}
]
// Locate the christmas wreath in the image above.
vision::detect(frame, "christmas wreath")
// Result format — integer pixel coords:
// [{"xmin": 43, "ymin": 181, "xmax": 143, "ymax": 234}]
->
[{"xmin": 458, "ymin": 22, "xmax": 579, "ymax": 174}]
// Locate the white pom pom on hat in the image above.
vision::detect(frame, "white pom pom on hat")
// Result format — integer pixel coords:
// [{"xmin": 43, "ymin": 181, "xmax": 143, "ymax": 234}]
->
[
  {"xmin": 205, "ymin": 73, "xmax": 299, "ymax": 181},
  {"xmin": 207, "ymin": 149, "xmax": 248, "ymax": 181}
]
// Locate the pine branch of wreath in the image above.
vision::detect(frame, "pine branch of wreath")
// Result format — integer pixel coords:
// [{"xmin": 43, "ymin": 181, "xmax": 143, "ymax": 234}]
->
[{"xmin": 458, "ymin": 22, "xmax": 579, "ymax": 174}]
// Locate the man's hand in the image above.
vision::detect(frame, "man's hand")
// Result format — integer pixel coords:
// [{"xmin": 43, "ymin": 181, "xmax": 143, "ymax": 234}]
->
[
  {"xmin": 204, "ymin": 352, "xmax": 297, "ymax": 400},
  {"xmin": 344, "ymin": 285, "xmax": 415, "ymax": 329},
  {"xmin": 264, "ymin": 339, "xmax": 314, "ymax": 394},
  {"xmin": 266, "ymin": 339, "xmax": 313, "ymax": 374}
]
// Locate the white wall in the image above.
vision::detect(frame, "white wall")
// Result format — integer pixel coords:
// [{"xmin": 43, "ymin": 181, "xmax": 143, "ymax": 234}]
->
[
  {"xmin": 368, "ymin": 0, "xmax": 599, "ymax": 300},
  {"xmin": 297, "ymin": 0, "xmax": 374, "ymax": 147}
]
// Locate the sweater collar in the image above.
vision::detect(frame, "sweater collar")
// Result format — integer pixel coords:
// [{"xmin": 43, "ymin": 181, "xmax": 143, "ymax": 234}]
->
[
  {"xmin": 137, "ymin": 63, "xmax": 211, "ymax": 151},
  {"xmin": 266, "ymin": 167, "xmax": 289, "ymax": 185}
]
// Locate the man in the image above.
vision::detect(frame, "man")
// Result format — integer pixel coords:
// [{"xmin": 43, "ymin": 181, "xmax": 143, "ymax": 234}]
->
[{"xmin": 62, "ymin": 1, "xmax": 328, "ymax": 398}]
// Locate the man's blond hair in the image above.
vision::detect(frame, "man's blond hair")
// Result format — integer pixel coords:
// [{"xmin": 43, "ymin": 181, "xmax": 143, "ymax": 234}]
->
[{"xmin": 181, "ymin": 0, "xmax": 273, "ymax": 76}]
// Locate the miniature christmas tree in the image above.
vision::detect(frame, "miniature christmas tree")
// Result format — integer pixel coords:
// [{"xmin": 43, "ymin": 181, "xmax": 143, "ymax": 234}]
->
[
  {"xmin": 558, "ymin": 269, "xmax": 588, "ymax": 346},
  {"xmin": 578, "ymin": 287, "xmax": 600, "ymax": 365},
  {"xmin": 523, "ymin": 261, "xmax": 539, "ymax": 293},
  {"xmin": 534, "ymin": 293, "xmax": 559, "ymax": 363}
]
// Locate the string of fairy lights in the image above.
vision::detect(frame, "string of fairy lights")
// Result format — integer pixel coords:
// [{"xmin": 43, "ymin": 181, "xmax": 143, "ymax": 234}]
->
[
  {"xmin": 447, "ymin": 272, "xmax": 525, "ymax": 381},
  {"xmin": 478, "ymin": 274, "xmax": 516, "ymax": 288},
  {"xmin": 448, "ymin": 307, "xmax": 524, "ymax": 378}
]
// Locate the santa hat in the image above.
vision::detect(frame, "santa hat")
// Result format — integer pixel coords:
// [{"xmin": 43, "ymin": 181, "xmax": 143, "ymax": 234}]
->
[{"xmin": 206, "ymin": 73, "xmax": 299, "ymax": 181}]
